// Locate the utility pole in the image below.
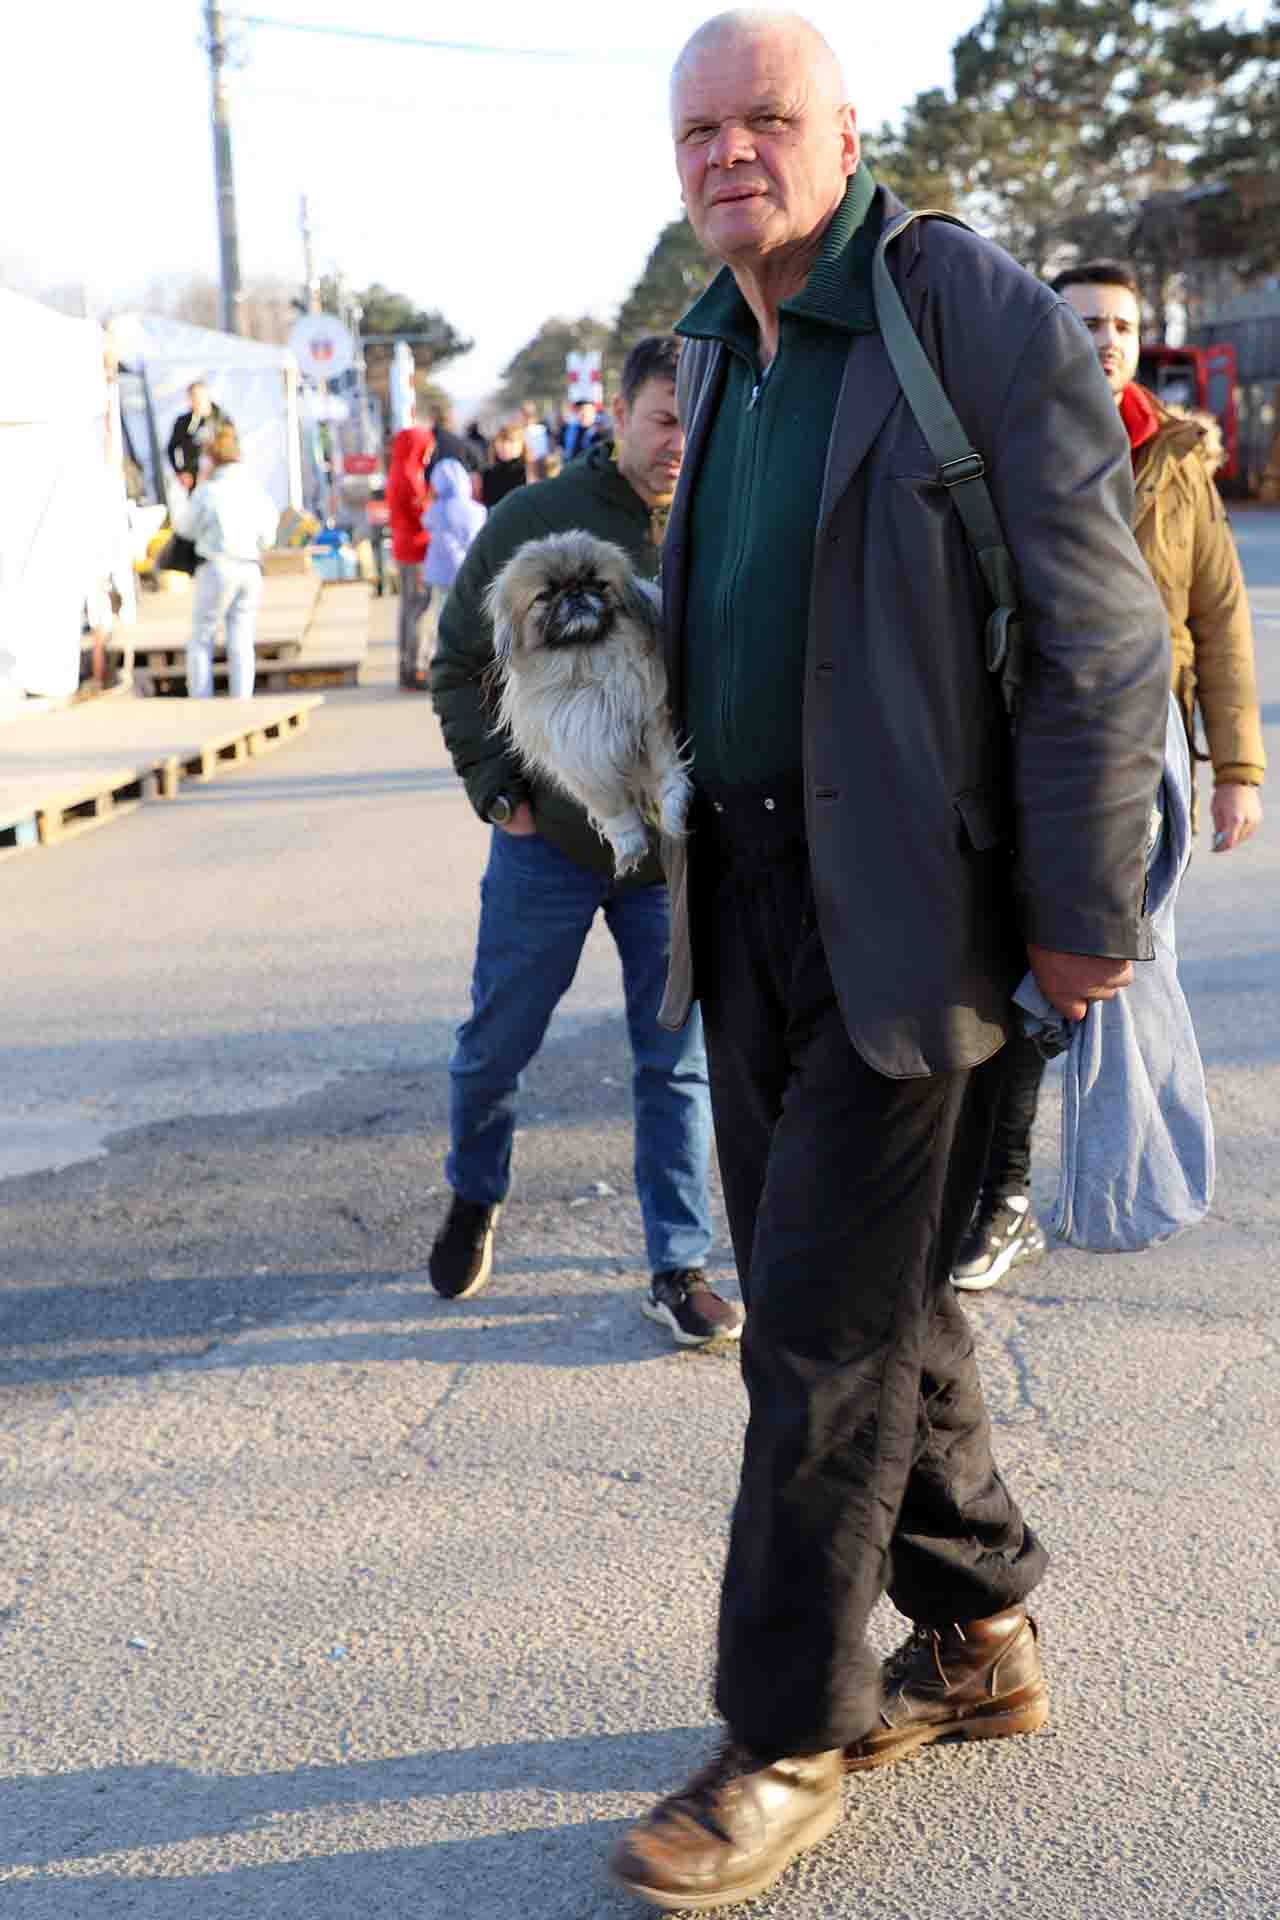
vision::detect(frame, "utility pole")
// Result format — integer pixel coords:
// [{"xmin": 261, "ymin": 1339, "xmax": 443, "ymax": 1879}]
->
[
  {"xmin": 299, "ymin": 195, "xmax": 321, "ymax": 314},
  {"xmin": 206, "ymin": 1, "xmax": 243, "ymax": 334}
]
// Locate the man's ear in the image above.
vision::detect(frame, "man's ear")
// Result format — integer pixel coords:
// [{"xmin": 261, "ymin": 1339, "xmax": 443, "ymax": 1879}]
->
[{"xmin": 841, "ymin": 105, "xmax": 860, "ymax": 178}]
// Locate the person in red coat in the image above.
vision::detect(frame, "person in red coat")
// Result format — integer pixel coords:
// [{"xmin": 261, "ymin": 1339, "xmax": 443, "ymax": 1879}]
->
[{"xmin": 386, "ymin": 422, "xmax": 435, "ymax": 687}]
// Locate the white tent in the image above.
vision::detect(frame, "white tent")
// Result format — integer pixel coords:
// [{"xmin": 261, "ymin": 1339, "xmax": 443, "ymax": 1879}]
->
[
  {"xmin": 0, "ymin": 289, "xmax": 123, "ymax": 704},
  {"xmin": 112, "ymin": 311, "xmax": 303, "ymax": 514}
]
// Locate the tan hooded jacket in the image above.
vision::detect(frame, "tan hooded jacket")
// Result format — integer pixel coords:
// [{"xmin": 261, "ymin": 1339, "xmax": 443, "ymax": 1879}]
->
[{"xmin": 1132, "ymin": 391, "xmax": 1266, "ymax": 785}]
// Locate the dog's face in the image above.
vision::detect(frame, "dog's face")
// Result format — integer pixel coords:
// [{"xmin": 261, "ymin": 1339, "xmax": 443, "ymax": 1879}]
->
[{"xmin": 487, "ymin": 532, "xmax": 642, "ymax": 668}]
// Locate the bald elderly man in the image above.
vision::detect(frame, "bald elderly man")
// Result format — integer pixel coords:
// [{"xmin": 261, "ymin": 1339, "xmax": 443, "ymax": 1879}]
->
[{"xmin": 607, "ymin": 10, "xmax": 1170, "ymax": 1910}]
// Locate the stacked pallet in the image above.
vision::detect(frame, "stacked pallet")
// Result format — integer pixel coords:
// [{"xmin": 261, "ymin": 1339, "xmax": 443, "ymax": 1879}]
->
[
  {"xmin": 0, "ymin": 693, "xmax": 322, "ymax": 856},
  {"xmin": 116, "ymin": 572, "xmax": 369, "ymax": 695}
]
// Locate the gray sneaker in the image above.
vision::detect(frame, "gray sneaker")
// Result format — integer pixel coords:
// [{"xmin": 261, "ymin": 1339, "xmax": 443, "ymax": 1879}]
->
[
  {"xmin": 952, "ymin": 1193, "xmax": 1047, "ymax": 1292},
  {"xmin": 643, "ymin": 1269, "xmax": 745, "ymax": 1346}
]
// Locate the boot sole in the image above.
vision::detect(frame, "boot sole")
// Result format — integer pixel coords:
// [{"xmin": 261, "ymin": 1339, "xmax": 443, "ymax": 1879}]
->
[
  {"xmin": 844, "ymin": 1684, "xmax": 1049, "ymax": 1771},
  {"xmin": 608, "ymin": 1795, "xmax": 842, "ymax": 1912},
  {"xmin": 640, "ymin": 1298, "xmax": 744, "ymax": 1347},
  {"xmin": 429, "ymin": 1221, "xmax": 498, "ymax": 1301}
]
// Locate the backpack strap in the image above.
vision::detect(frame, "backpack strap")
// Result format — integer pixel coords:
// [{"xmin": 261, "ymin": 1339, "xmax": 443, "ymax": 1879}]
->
[{"xmin": 872, "ymin": 210, "xmax": 1023, "ymax": 720}]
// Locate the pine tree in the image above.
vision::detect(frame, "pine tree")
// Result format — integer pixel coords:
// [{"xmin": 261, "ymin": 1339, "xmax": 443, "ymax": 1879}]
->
[
  {"xmin": 496, "ymin": 315, "xmax": 612, "ymax": 413},
  {"xmin": 611, "ymin": 218, "xmax": 717, "ymax": 356}
]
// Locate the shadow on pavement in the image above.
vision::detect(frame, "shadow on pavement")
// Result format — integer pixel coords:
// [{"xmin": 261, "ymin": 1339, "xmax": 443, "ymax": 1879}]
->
[
  {"xmin": 1, "ymin": 1832, "xmax": 639, "ymax": 1920},
  {"xmin": 0, "ymin": 1267, "xmax": 744, "ymax": 1390},
  {"xmin": 2, "ymin": 1724, "xmax": 708, "ymax": 1870}
]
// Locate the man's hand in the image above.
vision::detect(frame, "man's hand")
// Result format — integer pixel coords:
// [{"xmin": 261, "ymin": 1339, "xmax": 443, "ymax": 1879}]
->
[
  {"xmin": 1027, "ymin": 944, "xmax": 1134, "ymax": 1023},
  {"xmin": 497, "ymin": 801, "xmax": 537, "ymax": 836},
  {"xmin": 1211, "ymin": 782, "xmax": 1263, "ymax": 853}
]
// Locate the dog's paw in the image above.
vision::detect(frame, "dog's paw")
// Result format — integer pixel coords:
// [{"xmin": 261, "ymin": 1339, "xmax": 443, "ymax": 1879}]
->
[
  {"xmin": 658, "ymin": 772, "xmax": 693, "ymax": 839},
  {"xmin": 608, "ymin": 826, "xmax": 649, "ymax": 872}
]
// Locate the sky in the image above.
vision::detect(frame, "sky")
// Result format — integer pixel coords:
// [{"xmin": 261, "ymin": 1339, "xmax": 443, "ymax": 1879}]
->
[{"xmin": 2, "ymin": 2, "xmax": 1268, "ymax": 409}]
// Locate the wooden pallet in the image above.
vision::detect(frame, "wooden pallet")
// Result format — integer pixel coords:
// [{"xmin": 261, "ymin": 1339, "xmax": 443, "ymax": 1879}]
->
[
  {"xmin": 0, "ymin": 765, "xmax": 149, "ymax": 852},
  {"xmin": 116, "ymin": 635, "xmax": 304, "ymax": 671},
  {"xmin": 0, "ymin": 695, "xmax": 322, "ymax": 859},
  {"xmin": 179, "ymin": 705, "xmax": 314, "ymax": 778},
  {"xmin": 122, "ymin": 579, "xmax": 368, "ymax": 697},
  {"xmin": 258, "ymin": 656, "xmax": 365, "ymax": 692}
]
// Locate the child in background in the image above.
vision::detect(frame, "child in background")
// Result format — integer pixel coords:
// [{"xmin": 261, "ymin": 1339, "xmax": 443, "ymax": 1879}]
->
[{"xmin": 421, "ymin": 459, "xmax": 487, "ymax": 666}]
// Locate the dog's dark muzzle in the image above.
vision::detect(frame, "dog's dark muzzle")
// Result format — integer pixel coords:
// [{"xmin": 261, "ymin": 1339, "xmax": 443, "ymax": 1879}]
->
[{"xmin": 544, "ymin": 593, "xmax": 613, "ymax": 649}]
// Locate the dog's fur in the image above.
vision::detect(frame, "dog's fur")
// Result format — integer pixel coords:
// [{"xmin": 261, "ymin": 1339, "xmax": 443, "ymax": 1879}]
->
[{"xmin": 486, "ymin": 531, "xmax": 692, "ymax": 872}]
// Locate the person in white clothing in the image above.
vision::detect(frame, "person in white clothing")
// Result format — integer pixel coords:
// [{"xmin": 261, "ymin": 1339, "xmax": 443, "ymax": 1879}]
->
[{"xmin": 172, "ymin": 424, "xmax": 279, "ymax": 698}]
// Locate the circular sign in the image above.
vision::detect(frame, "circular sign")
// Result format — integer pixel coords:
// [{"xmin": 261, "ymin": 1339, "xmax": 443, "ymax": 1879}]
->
[{"xmin": 289, "ymin": 314, "xmax": 356, "ymax": 381}]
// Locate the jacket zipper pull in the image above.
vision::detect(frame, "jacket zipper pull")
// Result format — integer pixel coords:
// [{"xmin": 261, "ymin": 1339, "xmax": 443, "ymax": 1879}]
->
[{"xmin": 747, "ymin": 355, "xmax": 776, "ymax": 411}]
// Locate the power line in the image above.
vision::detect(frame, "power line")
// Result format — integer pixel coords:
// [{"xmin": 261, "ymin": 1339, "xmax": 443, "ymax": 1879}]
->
[{"xmin": 237, "ymin": 14, "xmax": 664, "ymax": 64}]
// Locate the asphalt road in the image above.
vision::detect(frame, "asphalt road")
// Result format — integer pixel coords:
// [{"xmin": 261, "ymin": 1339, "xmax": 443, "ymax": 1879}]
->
[{"xmin": 1, "ymin": 535, "xmax": 1277, "ymax": 1919}]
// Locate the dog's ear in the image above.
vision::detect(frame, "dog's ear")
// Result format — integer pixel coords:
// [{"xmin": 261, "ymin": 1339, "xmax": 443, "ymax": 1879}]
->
[
  {"xmin": 484, "ymin": 574, "xmax": 516, "ymax": 665},
  {"xmin": 620, "ymin": 575, "xmax": 664, "ymax": 652}
]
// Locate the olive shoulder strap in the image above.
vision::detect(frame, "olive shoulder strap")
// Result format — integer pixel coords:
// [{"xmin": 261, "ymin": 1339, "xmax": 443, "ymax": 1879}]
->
[{"xmin": 873, "ymin": 211, "xmax": 1022, "ymax": 719}]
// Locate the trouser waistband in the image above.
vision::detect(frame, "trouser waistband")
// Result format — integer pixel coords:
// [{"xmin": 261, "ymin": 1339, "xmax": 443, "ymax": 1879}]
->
[{"xmin": 693, "ymin": 774, "xmax": 807, "ymax": 854}]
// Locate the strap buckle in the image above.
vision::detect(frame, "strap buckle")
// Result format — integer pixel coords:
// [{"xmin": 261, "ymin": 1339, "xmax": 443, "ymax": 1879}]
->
[{"xmin": 939, "ymin": 452, "xmax": 986, "ymax": 488}]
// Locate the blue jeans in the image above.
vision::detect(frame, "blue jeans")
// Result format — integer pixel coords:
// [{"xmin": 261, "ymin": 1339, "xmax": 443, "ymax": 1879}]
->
[
  {"xmin": 189, "ymin": 555, "xmax": 261, "ymax": 698},
  {"xmin": 447, "ymin": 829, "xmax": 714, "ymax": 1274}
]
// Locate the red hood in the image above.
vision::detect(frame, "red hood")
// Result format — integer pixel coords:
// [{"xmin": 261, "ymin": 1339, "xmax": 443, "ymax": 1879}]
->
[
  {"xmin": 386, "ymin": 426, "xmax": 436, "ymax": 562},
  {"xmin": 1118, "ymin": 382, "xmax": 1160, "ymax": 459},
  {"xmin": 389, "ymin": 425, "xmax": 434, "ymax": 472}
]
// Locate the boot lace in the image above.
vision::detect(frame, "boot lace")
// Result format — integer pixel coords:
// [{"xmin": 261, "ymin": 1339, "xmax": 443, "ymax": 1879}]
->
[
  {"xmin": 663, "ymin": 1741, "xmax": 758, "ymax": 1840},
  {"xmin": 883, "ymin": 1624, "xmax": 936, "ymax": 1684}
]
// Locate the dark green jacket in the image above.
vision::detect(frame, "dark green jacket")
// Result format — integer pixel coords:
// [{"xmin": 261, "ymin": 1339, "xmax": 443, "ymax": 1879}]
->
[
  {"xmin": 430, "ymin": 442, "xmax": 665, "ymax": 888},
  {"xmin": 678, "ymin": 167, "xmax": 877, "ymax": 785}
]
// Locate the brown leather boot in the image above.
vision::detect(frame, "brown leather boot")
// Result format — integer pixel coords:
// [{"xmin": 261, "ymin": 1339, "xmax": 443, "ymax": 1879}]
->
[
  {"xmin": 608, "ymin": 1740, "xmax": 843, "ymax": 1911},
  {"xmin": 844, "ymin": 1605, "xmax": 1048, "ymax": 1771}
]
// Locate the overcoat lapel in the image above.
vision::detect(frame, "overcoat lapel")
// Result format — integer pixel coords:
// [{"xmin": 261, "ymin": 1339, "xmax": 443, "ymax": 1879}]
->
[{"xmin": 816, "ymin": 327, "xmax": 903, "ymax": 539}]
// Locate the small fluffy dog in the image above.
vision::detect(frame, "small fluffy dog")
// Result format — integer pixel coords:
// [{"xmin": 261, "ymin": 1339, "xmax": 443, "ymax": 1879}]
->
[{"xmin": 486, "ymin": 530, "xmax": 692, "ymax": 872}]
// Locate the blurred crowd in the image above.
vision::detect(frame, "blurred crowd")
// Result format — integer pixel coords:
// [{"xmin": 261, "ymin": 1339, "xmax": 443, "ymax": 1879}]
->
[{"xmin": 385, "ymin": 394, "xmax": 614, "ymax": 687}]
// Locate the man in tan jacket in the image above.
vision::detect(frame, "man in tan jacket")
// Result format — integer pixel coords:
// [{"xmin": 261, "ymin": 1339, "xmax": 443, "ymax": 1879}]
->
[{"xmin": 953, "ymin": 255, "xmax": 1266, "ymax": 1294}]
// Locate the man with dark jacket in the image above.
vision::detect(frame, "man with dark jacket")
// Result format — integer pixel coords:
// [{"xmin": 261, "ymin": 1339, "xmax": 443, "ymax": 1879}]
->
[
  {"xmin": 166, "ymin": 380, "xmax": 231, "ymax": 492},
  {"xmin": 428, "ymin": 335, "xmax": 741, "ymax": 1349},
  {"xmin": 607, "ymin": 14, "xmax": 1169, "ymax": 1912},
  {"xmin": 952, "ymin": 256, "xmax": 1266, "ymax": 1292},
  {"xmin": 426, "ymin": 404, "xmax": 481, "ymax": 479}
]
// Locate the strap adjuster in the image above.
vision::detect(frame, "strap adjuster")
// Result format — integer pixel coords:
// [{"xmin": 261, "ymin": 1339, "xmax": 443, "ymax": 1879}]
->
[{"xmin": 939, "ymin": 453, "xmax": 986, "ymax": 488}]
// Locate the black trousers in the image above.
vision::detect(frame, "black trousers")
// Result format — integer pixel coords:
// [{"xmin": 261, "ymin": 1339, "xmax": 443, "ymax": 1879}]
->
[
  {"xmin": 692, "ymin": 783, "xmax": 1048, "ymax": 1757},
  {"xmin": 985, "ymin": 1032, "xmax": 1049, "ymax": 1196}
]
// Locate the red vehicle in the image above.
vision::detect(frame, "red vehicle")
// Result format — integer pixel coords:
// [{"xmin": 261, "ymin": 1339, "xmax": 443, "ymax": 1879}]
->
[{"xmin": 1137, "ymin": 342, "xmax": 1238, "ymax": 484}]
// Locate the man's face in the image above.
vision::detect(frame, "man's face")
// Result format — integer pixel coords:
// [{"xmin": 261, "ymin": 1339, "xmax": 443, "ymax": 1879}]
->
[
  {"xmin": 1061, "ymin": 283, "xmax": 1141, "ymax": 397},
  {"xmin": 614, "ymin": 378, "xmax": 684, "ymax": 504},
  {"xmin": 671, "ymin": 27, "xmax": 857, "ymax": 267},
  {"xmin": 189, "ymin": 383, "xmax": 211, "ymax": 416},
  {"xmin": 575, "ymin": 401, "xmax": 598, "ymax": 427}
]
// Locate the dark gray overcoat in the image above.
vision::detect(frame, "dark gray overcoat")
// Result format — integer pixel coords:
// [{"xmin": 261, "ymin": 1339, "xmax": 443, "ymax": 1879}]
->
[{"xmin": 658, "ymin": 197, "xmax": 1171, "ymax": 1079}]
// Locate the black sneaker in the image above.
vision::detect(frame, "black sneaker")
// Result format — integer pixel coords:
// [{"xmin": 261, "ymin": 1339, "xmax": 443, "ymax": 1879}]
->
[
  {"xmin": 642, "ymin": 1269, "xmax": 745, "ymax": 1346},
  {"xmin": 952, "ymin": 1192, "xmax": 1047, "ymax": 1292},
  {"xmin": 428, "ymin": 1196, "xmax": 501, "ymax": 1300}
]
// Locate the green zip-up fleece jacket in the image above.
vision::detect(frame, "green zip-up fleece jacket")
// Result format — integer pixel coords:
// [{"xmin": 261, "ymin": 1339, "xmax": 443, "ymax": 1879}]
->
[
  {"xmin": 430, "ymin": 441, "xmax": 667, "ymax": 887},
  {"xmin": 677, "ymin": 166, "xmax": 878, "ymax": 787}
]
